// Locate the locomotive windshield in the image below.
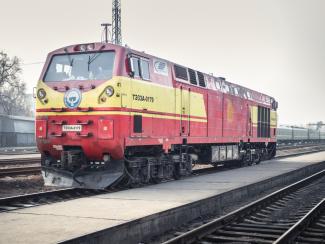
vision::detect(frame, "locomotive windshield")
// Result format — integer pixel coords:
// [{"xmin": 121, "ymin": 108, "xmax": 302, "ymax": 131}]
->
[{"xmin": 44, "ymin": 51, "xmax": 115, "ymax": 82}]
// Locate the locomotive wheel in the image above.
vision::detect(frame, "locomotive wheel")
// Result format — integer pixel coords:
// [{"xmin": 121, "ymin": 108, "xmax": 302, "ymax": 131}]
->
[
  {"xmin": 255, "ymin": 153, "xmax": 262, "ymax": 165},
  {"xmin": 173, "ymin": 163, "xmax": 181, "ymax": 180},
  {"xmin": 151, "ymin": 177, "xmax": 162, "ymax": 184}
]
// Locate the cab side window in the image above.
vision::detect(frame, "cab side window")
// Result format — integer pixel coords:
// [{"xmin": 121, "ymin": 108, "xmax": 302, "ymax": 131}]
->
[
  {"xmin": 130, "ymin": 56, "xmax": 150, "ymax": 81},
  {"xmin": 140, "ymin": 59, "xmax": 150, "ymax": 80},
  {"xmin": 130, "ymin": 57, "xmax": 140, "ymax": 77}
]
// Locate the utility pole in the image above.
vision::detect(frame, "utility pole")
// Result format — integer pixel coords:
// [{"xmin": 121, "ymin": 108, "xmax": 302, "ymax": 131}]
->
[{"xmin": 112, "ymin": 0, "xmax": 122, "ymax": 45}]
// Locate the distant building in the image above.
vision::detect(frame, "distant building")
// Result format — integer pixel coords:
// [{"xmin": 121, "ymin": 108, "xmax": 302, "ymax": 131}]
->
[{"xmin": 0, "ymin": 114, "xmax": 35, "ymax": 147}]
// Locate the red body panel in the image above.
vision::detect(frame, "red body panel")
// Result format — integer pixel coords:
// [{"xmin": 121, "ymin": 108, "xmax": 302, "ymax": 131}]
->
[{"xmin": 36, "ymin": 43, "xmax": 276, "ymax": 162}]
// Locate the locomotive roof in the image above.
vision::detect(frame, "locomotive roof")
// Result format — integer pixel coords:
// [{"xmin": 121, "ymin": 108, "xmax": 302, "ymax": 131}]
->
[
  {"xmin": 123, "ymin": 44, "xmax": 276, "ymax": 107},
  {"xmin": 47, "ymin": 42, "xmax": 276, "ymax": 107}
]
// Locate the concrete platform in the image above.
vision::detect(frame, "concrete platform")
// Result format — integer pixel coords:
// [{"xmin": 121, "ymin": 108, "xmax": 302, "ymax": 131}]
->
[{"xmin": 1, "ymin": 152, "xmax": 325, "ymax": 244}]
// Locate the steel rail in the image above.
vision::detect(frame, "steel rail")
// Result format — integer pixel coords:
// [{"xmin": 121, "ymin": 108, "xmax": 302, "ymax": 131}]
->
[
  {"xmin": 0, "ymin": 147, "xmax": 38, "ymax": 155},
  {"xmin": 0, "ymin": 157, "xmax": 41, "ymax": 165},
  {"xmin": 274, "ymin": 198, "xmax": 325, "ymax": 244},
  {"xmin": 277, "ymin": 142, "xmax": 325, "ymax": 150},
  {"xmin": 163, "ymin": 169, "xmax": 325, "ymax": 244},
  {"xmin": 0, "ymin": 188, "xmax": 107, "ymax": 212},
  {"xmin": 0, "ymin": 166, "xmax": 41, "ymax": 177}
]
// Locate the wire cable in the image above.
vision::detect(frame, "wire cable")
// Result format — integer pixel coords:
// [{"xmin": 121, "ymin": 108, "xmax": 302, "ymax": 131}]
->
[{"xmin": 21, "ymin": 62, "xmax": 44, "ymax": 66}]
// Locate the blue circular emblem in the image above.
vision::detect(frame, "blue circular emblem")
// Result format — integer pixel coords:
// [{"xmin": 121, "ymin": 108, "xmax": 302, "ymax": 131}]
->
[{"xmin": 64, "ymin": 88, "xmax": 82, "ymax": 109}]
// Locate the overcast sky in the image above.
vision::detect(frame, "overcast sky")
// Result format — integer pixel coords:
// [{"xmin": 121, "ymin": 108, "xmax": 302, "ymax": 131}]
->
[{"xmin": 1, "ymin": 0, "xmax": 324, "ymax": 125}]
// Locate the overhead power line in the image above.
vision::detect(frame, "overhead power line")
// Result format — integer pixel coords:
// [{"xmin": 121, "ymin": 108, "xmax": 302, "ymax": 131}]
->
[{"xmin": 21, "ymin": 62, "xmax": 44, "ymax": 66}]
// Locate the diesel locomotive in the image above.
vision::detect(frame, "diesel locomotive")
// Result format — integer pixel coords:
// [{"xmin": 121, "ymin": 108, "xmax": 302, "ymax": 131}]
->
[{"xmin": 35, "ymin": 42, "xmax": 278, "ymax": 189}]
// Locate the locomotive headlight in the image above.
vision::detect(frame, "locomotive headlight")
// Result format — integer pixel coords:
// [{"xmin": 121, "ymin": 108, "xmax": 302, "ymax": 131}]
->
[
  {"xmin": 37, "ymin": 88, "xmax": 46, "ymax": 99},
  {"xmin": 105, "ymin": 86, "xmax": 114, "ymax": 97}
]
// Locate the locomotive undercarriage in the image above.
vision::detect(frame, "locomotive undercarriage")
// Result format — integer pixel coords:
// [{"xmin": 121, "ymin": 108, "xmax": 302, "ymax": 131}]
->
[
  {"xmin": 41, "ymin": 142, "xmax": 276, "ymax": 189},
  {"xmin": 123, "ymin": 144, "xmax": 194, "ymax": 186},
  {"xmin": 123, "ymin": 154, "xmax": 192, "ymax": 186},
  {"xmin": 41, "ymin": 149, "xmax": 125, "ymax": 189},
  {"xmin": 41, "ymin": 145, "xmax": 194, "ymax": 189},
  {"xmin": 240, "ymin": 142, "xmax": 276, "ymax": 166}
]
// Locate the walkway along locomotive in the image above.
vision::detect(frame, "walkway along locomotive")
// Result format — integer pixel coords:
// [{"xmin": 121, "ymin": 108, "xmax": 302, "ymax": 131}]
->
[{"xmin": 35, "ymin": 43, "xmax": 278, "ymax": 189}]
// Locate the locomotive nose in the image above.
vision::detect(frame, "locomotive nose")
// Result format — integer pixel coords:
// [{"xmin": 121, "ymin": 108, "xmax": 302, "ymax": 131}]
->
[{"xmin": 38, "ymin": 113, "xmax": 124, "ymax": 189}]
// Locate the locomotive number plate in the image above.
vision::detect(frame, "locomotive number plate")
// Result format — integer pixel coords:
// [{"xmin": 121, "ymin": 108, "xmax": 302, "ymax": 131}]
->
[{"xmin": 62, "ymin": 125, "xmax": 82, "ymax": 132}]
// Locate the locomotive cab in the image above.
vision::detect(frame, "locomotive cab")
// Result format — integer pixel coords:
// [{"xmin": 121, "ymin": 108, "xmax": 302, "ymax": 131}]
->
[{"xmin": 36, "ymin": 43, "xmax": 127, "ymax": 189}]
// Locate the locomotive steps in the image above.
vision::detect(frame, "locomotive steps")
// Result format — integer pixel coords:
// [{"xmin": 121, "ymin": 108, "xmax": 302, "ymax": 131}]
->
[{"xmin": 1, "ymin": 151, "xmax": 325, "ymax": 244}]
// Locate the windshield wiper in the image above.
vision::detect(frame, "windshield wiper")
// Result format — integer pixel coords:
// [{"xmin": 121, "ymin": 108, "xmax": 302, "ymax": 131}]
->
[
  {"xmin": 87, "ymin": 45, "xmax": 106, "ymax": 71},
  {"xmin": 88, "ymin": 55, "xmax": 91, "ymax": 71},
  {"xmin": 64, "ymin": 48, "xmax": 74, "ymax": 66}
]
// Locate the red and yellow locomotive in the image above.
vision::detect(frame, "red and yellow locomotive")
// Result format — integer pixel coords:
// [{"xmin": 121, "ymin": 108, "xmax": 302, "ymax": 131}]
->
[{"xmin": 36, "ymin": 42, "xmax": 278, "ymax": 189}]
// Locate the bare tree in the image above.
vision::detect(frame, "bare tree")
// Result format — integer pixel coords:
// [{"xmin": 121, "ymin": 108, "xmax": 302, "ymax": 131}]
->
[{"xmin": 0, "ymin": 51, "xmax": 31, "ymax": 116}]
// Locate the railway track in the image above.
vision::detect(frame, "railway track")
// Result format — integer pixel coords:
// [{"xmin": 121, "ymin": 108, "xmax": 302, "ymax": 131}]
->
[
  {"xmin": 277, "ymin": 142, "xmax": 325, "ymax": 150},
  {"xmin": 0, "ymin": 157, "xmax": 41, "ymax": 177},
  {"xmin": 274, "ymin": 198, "xmax": 325, "ymax": 243},
  {"xmin": 0, "ymin": 166, "xmax": 41, "ymax": 177},
  {"xmin": 275, "ymin": 144, "xmax": 325, "ymax": 160},
  {"xmin": 163, "ymin": 170, "xmax": 325, "ymax": 244},
  {"xmin": 0, "ymin": 157, "xmax": 41, "ymax": 166},
  {"xmin": 0, "ymin": 146, "xmax": 38, "ymax": 155},
  {"xmin": 0, "ymin": 188, "xmax": 108, "ymax": 213}
]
